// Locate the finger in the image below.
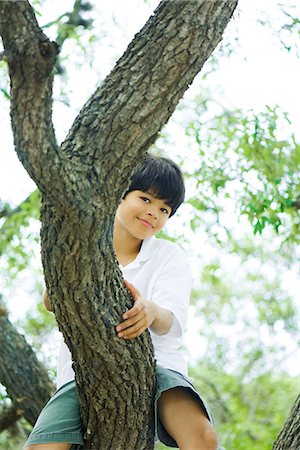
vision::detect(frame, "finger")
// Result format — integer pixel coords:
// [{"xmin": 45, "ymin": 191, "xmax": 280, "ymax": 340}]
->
[
  {"xmin": 123, "ymin": 279, "xmax": 141, "ymax": 302},
  {"xmin": 42, "ymin": 290, "xmax": 53, "ymax": 312},
  {"xmin": 119, "ymin": 323, "xmax": 146, "ymax": 340},
  {"xmin": 116, "ymin": 310, "xmax": 144, "ymax": 333},
  {"xmin": 124, "ymin": 279, "xmax": 140, "ymax": 299},
  {"xmin": 123, "ymin": 301, "xmax": 144, "ymax": 320},
  {"xmin": 118, "ymin": 319, "xmax": 145, "ymax": 337}
]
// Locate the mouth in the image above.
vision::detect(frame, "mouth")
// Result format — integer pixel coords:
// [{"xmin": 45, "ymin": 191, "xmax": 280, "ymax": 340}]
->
[{"xmin": 137, "ymin": 218, "xmax": 154, "ymax": 229}]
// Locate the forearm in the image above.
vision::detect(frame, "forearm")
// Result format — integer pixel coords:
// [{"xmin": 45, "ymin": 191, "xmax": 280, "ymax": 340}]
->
[{"xmin": 150, "ymin": 304, "xmax": 173, "ymax": 336}]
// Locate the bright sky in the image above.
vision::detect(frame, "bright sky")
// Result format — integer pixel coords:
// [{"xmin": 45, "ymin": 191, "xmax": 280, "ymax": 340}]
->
[{"xmin": 1, "ymin": 0, "xmax": 299, "ymax": 373}]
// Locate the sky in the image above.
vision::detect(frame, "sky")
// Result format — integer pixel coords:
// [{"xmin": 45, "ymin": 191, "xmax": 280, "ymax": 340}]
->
[{"xmin": 1, "ymin": 0, "xmax": 299, "ymax": 373}]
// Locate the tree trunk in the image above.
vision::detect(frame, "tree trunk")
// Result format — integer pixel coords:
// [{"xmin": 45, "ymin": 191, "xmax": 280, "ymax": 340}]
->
[
  {"xmin": 40, "ymin": 200, "xmax": 157, "ymax": 449},
  {"xmin": 272, "ymin": 395, "xmax": 300, "ymax": 450},
  {"xmin": 0, "ymin": 303, "xmax": 54, "ymax": 426},
  {"xmin": 0, "ymin": 0, "xmax": 239, "ymax": 447}
]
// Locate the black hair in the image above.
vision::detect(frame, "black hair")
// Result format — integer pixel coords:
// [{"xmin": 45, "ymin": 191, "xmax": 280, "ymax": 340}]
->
[{"xmin": 126, "ymin": 155, "xmax": 185, "ymax": 217}]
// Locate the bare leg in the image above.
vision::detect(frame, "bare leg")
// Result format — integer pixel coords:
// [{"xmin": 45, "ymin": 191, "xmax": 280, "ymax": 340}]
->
[
  {"xmin": 25, "ymin": 444, "xmax": 71, "ymax": 450},
  {"xmin": 158, "ymin": 388, "xmax": 218, "ymax": 450}
]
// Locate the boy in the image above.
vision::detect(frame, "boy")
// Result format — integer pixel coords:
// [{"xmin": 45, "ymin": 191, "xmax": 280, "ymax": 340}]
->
[{"xmin": 24, "ymin": 156, "xmax": 218, "ymax": 450}]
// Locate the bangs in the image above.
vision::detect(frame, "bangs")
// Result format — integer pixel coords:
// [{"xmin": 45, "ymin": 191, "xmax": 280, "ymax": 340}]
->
[{"xmin": 126, "ymin": 156, "xmax": 185, "ymax": 217}]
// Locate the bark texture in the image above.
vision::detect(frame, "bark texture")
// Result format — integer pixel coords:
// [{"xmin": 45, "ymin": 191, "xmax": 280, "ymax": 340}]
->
[
  {"xmin": 0, "ymin": 0, "xmax": 239, "ymax": 448},
  {"xmin": 272, "ymin": 395, "xmax": 300, "ymax": 450},
  {"xmin": 0, "ymin": 304, "xmax": 54, "ymax": 426}
]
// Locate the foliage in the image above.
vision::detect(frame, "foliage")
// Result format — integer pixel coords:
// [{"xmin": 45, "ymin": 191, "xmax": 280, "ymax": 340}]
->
[
  {"xmin": 0, "ymin": 419, "xmax": 29, "ymax": 450},
  {"xmin": 0, "ymin": 1, "xmax": 96, "ymax": 104},
  {"xmin": 257, "ymin": 2, "xmax": 300, "ymax": 56},
  {"xmin": 185, "ymin": 104, "xmax": 300, "ymax": 242},
  {"xmin": 41, "ymin": 0, "xmax": 94, "ymax": 76},
  {"xmin": 194, "ymin": 367, "xmax": 298, "ymax": 450},
  {"xmin": 0, "ymin": 190, "xmax": 41, "ymax": 283},
  {"xmin": 190, "ymin": 249, "xmax": 299, "ymax": 375},
  {"xmin": 0, "ymin": 59, "xmax": 10, "ymax": 99},
  {"xmin": 0, "ymin": 386, "xmax": 31, "ymax": 449}
]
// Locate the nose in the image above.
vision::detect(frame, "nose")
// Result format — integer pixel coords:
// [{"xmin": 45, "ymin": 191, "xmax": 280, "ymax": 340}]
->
[{"xmin": 146, "ymin": 207, "xmax": 158, "ymax": 219}]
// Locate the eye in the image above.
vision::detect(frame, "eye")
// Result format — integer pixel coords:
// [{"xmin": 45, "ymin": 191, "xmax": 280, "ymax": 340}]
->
[
  {"xmin": 140, "ymin": 196, "xmax": 150, "ymax": 203},
  {"xmin": 161, "ymin": 207, "xmax": 170, "ymax": 215}
]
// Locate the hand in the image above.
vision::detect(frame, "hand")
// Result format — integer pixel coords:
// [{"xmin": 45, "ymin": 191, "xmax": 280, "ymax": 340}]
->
[
  {"xmin": 43, "ymin": 289, "xmax": 53, "ymax": 312},
  {"xmin": 116, "ymin": 280, "xmax": 158, "ymax": 339}
]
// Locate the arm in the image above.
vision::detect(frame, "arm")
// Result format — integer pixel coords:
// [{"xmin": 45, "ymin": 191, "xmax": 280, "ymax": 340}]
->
[
  {"xmin": 42, "ymin": 289, "xmax": 53, "ymax": 312},
  {"xmin": 150, "ymin": 304, "xmax": 174, "ymax": 336},
  {"xmin": 116, "ymin": 280, "xmax": 173, "ymax": 339}
]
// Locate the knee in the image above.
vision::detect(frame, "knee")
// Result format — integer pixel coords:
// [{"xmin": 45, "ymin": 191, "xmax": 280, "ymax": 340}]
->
[
  {"xmin": 201, "ymin": 426, "xmax": 218, "ymax": 450},
  {"xmin": 181, "ymin": 421, "xmax": 218, "ymax": 450}
]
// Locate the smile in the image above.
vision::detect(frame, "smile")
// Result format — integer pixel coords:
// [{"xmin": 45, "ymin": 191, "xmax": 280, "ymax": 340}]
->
[{"xmin": 138, "ymin": 218, "xmax": 154, "ymax": 229}]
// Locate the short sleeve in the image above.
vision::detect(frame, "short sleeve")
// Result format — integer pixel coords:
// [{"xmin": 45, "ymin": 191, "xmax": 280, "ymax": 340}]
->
[{"xmin": 151, "ymin": 245, "xmax": 192, "ymax": 338}]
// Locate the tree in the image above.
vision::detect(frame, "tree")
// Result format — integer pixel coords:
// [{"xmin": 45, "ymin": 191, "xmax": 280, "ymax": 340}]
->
[
  {"xmin": 273, "ymin": 395, "xmax": 300, "ymax": 450},
  {"xmin": 0, "ymin": 0, "xmax": 239, "ymax": 448},
  {"xmin": 0, "ymin": 299, "xmax": 54, "ymax": 427}
]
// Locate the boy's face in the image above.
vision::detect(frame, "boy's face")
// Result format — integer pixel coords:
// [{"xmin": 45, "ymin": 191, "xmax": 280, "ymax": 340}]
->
[{"xmin": 115, "ymin": 190, "xmax": 171, "ymax": 241}]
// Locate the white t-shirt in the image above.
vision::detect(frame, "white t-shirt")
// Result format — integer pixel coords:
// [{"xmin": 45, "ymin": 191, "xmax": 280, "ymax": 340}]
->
[{"xmin": 56, "ymin": 235, "xmax": 192, "ymax": 389}]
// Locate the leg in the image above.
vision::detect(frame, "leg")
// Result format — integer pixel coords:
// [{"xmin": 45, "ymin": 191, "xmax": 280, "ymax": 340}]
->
[
  {"xmin": 26, "ymin": 444, "xmax": 71, "ymax": 450},
  {"xmin": 24, "ymin": 382, "xmax": 83, "ymax": 450},
  {"xmin": 158, "ymin": 387, "xmax": 218, "ymax": 450}
]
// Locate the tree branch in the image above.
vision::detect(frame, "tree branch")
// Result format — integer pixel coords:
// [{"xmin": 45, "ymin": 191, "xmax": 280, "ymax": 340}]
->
[
  {"xmin": 291, "ymin": 200, "xmax": 300, "ymax": 210},
  {"xmin": 43, "ymin": 0, "xmax": 93, "ymax": 75},
  {"xmin": 61, "ymin": 0, "xmax": 239, "ymax": 207},
  {"xmin": 0, "ymin": 300, "xmax": 55, "ymax": 426},
  {"xmin": 273, "ymin": 394, "xmax": 300, "ymax": 450},
  {"xmin": 54, "ymin": 0, "xmax": 93, "ymax": 49},
  {"xmin": 0, "ymin": 0, "xmax": 238, "ymax": 214},
  {"xmin": 0, "ymin": 404, "xmax": 22, "ymax": 432},
  {"xmin": 0, "ymin": 1, "xmax": 69, "ymax": 205}
]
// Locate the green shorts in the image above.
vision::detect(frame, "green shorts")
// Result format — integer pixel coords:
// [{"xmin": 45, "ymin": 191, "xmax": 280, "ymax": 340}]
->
[{"xmin": 24, "ymin": 366, "xmax": 213, "ymax": 449}]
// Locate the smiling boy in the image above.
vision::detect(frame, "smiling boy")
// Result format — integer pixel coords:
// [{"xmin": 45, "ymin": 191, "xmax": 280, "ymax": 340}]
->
[
  {"xmin": 24, "ymin": 156, "xmax": 218, "ymax": 450},
  {"xmin": 114, "ymin": 189, "xmax": 174, "ymax": 340}
]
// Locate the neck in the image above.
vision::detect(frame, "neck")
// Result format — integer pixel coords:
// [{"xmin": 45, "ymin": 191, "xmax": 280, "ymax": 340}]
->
[{"xmin": 113, "ymin": 221, "xmax": 142, "ymax": 263}]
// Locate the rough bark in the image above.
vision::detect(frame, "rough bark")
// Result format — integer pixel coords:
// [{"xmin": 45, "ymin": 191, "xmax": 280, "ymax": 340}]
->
[
  {"xmin": 40, "ymin": 202, "xmax": 157, "ymax": 449},
  {"xmin": 272, "ymin": 395, "xmax": 300, "ymax": 450},
  {"xmin": 0, "ymin": 0, "xmax": 239, "ymax": 448},
  {"xmin": 0, "ymin": 3, "xmax": 61, "ymax": 199},
  {"xmin": 0, "ymin": 303, "xmax": 54, "ymax": 426}
]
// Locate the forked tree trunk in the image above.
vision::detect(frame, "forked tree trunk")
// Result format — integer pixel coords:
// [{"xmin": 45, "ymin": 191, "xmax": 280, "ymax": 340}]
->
[{"xmin": 0, "ymin": 1, "xmax": 239, "ymax": 447}]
